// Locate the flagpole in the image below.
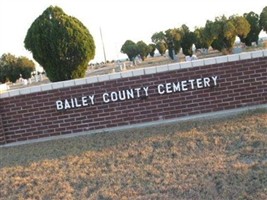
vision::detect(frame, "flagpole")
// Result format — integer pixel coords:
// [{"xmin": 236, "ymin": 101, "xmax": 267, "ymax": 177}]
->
[{"xmin": 100, "ymin": 27, "xmax": 107, "ymax": 63}]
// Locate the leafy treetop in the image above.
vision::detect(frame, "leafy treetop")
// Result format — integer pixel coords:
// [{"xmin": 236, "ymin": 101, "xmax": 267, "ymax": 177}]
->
[{"xmin": 24, "ymin": 6, "xmax": 95, "ymax": 82}]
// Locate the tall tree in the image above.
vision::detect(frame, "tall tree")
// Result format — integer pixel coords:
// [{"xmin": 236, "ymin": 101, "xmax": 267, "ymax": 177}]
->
[
  {"xmin": 211, "ymin": 16, "xmax": 233, "ymax": 54},
  {"xmin": 0, "ymin": 54, "xmax": 9, "ymax": 83},
  {"xmin": 121, "ymin": 40, "xmax": 139, "ymax": 61},
  {"xmin": 260, "ymin": 6, "xmax": 267, "ymax": 33},
  {"xmin": 148, "ymin": 43, "xmax": 156, "ymax": 57},
  {"xmin": 165, "ymin": 28, "xmax": 182, "ymax": 59},
  {"xmin": 211, "ymin": 15, "xmax": 249, "ymax": 54},
  {"xmin": 180, "ymin": 25, "xmax": 196, "ymax": 56},
  {"xmin": 155, "ymin": 42, "xmax": 167, "ymax": 56},
  {"xmin": 230, "ymin": 15, "xmax": 250, "ymax": 43},
  {"xmin": 152, "ymin": 32, "xmax": 168, "ymax": 56},
  {"xmin": 24, "ymin": 6, "xmax": 95, "ymax": 82},
  {"xmin": 17, "ymin": 56, "xmax": 35, "ymax": 79},
  {"xmin": 0, "ymin": 54, "xmax": 35, "ymax": 83},
  {"xmin": 136, "ymin": 41, "xmax": 150, "ymax": 61},
  {"xmin": 194, "ymin": 27, "xmax": 209, "ymax": 49},
  {"xmin": 151, "ymin": 31, "xmax": 166, "ymax": 44},
  {"xmin": 241, "ymin": 12, "xmax": 261, "ymax": 46},
  {"xmin": 202, "ymin": 20, "xmax": 221, "ymax": 50},
  {"xmin": 0, "ymin": 53, "xmax": 20, "ymax": 83}
]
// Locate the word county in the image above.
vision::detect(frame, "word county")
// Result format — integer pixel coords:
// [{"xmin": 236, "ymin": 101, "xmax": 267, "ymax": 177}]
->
[{"xmin": 56, "ymin": 76, "xmax": 218, "ymax": 111}]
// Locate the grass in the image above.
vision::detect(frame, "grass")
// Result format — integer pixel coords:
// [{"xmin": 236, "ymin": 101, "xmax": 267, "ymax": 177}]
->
[{"xmin": 0, "ymin": 109, "xmax": 267, "ymax": 199}]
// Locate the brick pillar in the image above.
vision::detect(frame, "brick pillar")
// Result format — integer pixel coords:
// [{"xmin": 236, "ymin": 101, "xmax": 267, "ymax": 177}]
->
[{"xmin": 0, "ymin": 114, "xmax": 6, "ymax": 145}]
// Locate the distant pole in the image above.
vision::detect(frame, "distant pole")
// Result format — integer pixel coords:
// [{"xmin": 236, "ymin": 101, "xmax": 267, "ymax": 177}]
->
[{"xmin": 100, "ymin": 27, "xmax": 107, "ymax": 63}]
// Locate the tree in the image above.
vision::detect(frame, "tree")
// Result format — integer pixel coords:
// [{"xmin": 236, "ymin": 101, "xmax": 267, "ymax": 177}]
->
[
  {"xmin": 152, "ymin": 31, "xmax": 168, "ymax": 56},
  {"xmin": 260, "ymin": 6, "xmax": 267, "ymax": 33},
  {"xmin": 230, "ymin": 15, "xmax": 250, "ymax": 43},
  {"xmin": 121, "ymin": 40, "xmax": 139, "ymax": 61},
  {"xmin": 0, "ymin": 54, "xmax": 35, "ymax": 83},
  {"xmin": 136, "ymin": 41, "xmax": 150, "ymax": 61},
  {"xmin": 0, "ymin": 66, "xmax": 6, "ymax": 83},
  {"xmin": 152, "ymin": 29, "xmax": 182, "ymax": 59},
  {"xmin": 241, "ymin": 12, "xmax": 261, "ymax": 46},
  {"xmin": 199, "ymin": 20, "xmax": 221, "ymax": 52},
  {"xmin": 180, "ymin": 25, "xmax": 196, "ymax": 56},
  {"xmin": 210, "ymin": 15, "xmax": 249, "ymax": 54},
  {"xmin": 24, "ymin": 6, "xmax": 95, "ymax": 82},
  {"xmin": 155, "ymin": 41, "xmax": 167, "ymax": 56},
  {"xmin": 7, "ymin": 66, "xmax": 21, "ymax": 83},
  {"xmin": 165, "ymin": 28, "xmax": 182, "ymax": 59},
  {"xmin": 17, "ymin": 56, "xmax": 35, "ymax": 79},
  {"xmin": 0, "ymin": 53, "xmax": 20, "ymax": 83},
  {"xmin": 0, "ymin": 55, "xmax": 8, "ymax": 83},
  {"xmin": 211, "ymin": 16, "xmax": 235, "ymax": 54},
  {"xmin": 151, "ymin": 31, "xmax": 166, "ymax": 44},
  {"xmin": 194, "ymin": 27, "xmax": 208, "ymax": 49},
  {"xmin": 148, "ymin": 43, "xmax": 156, "ymax": 57}
]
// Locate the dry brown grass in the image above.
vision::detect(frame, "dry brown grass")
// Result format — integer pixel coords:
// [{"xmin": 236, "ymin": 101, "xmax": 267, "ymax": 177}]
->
[{"xmin": 0, "ymin": 109, "xmax": 267, "ymax": 199}]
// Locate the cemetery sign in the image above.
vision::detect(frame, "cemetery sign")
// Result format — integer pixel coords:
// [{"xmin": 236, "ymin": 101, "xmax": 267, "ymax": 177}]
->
[{"xmin": 55, "ymin": 75, "xmax": 218, "ymax": 111}]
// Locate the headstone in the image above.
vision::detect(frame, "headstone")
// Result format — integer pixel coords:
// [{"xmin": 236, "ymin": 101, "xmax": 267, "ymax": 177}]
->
[
  {"xmin": 39, "ymin": 74, "xmax": 43, "ymax": 81},
  {"xmin": 122, "ymin": 62, "xmax": 126, "ymax": 70},
  {"xmin": 192, "ymin": 44, "xmax": 196, "ymax": 54},
  {"xmin": 185, "ymin": 56, "xmax": 191, "ymax": 62},
  {"xmin": 0, "ymin": 83, "xmax": 8, "ymax": 93},
  {"xmin": 191, "ymin": 55, "xmax": 198, "ymax": 60},
  {"xmin": 23, "ymin": 79, "xmax": 28, "ymax": 85},
  {"xmin": 233, "ymin": 47, "xmax": 242, "ymax": 54}
]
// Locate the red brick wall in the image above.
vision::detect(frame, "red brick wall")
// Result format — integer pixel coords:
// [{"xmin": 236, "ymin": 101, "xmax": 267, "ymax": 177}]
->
[
  {"xmin": 0, "ymin": 114, "xmax": 5, "ymax": 145},
  {"xmin": 0, "ymin": 55, "xmax": 267, "ymax": 145}
]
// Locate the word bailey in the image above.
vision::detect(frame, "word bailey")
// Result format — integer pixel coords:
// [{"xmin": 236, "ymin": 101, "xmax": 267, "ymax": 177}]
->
[{"xmin": 56, "ymin": 75, "xmax": 218, "ymax": 111}]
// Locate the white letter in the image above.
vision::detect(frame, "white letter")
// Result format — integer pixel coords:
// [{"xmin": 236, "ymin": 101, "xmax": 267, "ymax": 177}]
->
[
  {"xmin": 166, "ymin": 83, "xmax": 172, "ymax": 93},
  {"xmin": 64, "ymin": 99, "xmax": 71, "ymax": 109},
  {"xmin": 181, "ymin": 81, "xmax": 188, "ymax": 91},
  {"xmin": 118, "ymin": 90, "xmax": 126, "ymax": 101},
  {"xmin": 56, "ymin": 100, "xmax": 63, "ymax": 110},
  {"xmin": 203, "ymin": 77, "xmax": 210, "ymax": 87},
  {"xmin": 196, "ymin": 78, "xmax": 203, "ymax": 88},
  {"xmin": 135, "ymin": 88, "xmax": 141, "ymax": 97},
  {"xmin": 88, "ymin": 95, "xmax": 95, "ymax": 105},
  {"xmin": 157, "ymin": 84, "xmax": 165, "ymax": 94},
  {"xmin": 143, "ymin": 87, "xmax": 149, "ymax": 96},
  {"xmin": 211, "ymin": 76, "xmax": 218, "ymax": 86},
  {"xmin": 74, "ymin": 98, "xmax": 81, "ymax": 107},
  {"xmin": 172, "ymin": 82, "xmax": 181, "ymax": 92},
  {"xmin": 126, "ymin": 89, "xmax": 134, "ymax": 99},
  {"xmin": 103, "ymin": 93, "xmax": 110, "ymax": 103},
  {"xmin": 188, "ymin": 79, "xmax": 195, "ymax": 89},
  {"xmin": 82, "ymin": 96, "xmax": 89, "ymax": 106},
  {"xmin": 70, "ymin": 98, "xmax": 75, "ymax": 108},
  {"xmin": 110, "ymin": 92, "xmax": 118, "ymax": 102}
]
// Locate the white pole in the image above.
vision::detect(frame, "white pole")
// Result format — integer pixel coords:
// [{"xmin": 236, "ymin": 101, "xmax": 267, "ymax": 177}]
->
[{"xmin": 100, "ymin": 27, "xmax": 107, "ymax": 63}]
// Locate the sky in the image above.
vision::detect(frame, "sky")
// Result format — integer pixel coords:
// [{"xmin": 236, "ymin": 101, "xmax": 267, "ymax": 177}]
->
[{"xmin": 0, "ymin": 0, "xmax": 266, "ymax": 66}]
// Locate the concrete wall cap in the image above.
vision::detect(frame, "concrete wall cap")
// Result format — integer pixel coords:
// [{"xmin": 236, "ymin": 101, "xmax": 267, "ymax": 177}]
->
[
  {"xmin": 239, "ymin": 52, "xmax": 252, "ymax": 60},
  {"xmin": 144, "ymin": 67, "xmax": 157, "ymax": 75}
]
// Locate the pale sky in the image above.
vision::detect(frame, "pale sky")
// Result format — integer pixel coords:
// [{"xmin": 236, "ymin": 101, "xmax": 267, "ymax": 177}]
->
[{"xmin": 0, "ymin": 0, "xmax": 266, "ymax": 65}]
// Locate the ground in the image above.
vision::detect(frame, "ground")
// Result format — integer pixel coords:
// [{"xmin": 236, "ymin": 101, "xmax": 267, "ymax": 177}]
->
[{"xmin": 1, "ymin": 109, "xmax": 267, "ymax": 199}]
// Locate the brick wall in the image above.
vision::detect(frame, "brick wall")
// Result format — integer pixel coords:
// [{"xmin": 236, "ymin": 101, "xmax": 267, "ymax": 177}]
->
[
  {"xmin": 0, "ymin": 114, "xmax": 5, "ymax": 145},
  {"xmin": 0, "ymin": 51, "xmax": 267, "ymax": 145}
]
